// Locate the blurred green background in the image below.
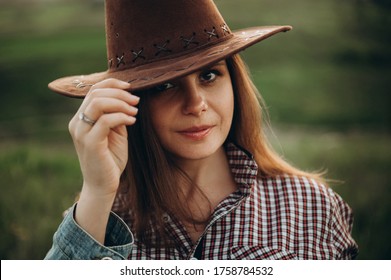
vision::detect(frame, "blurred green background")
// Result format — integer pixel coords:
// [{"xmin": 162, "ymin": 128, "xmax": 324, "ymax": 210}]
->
[{"xmin": 0, "ymin": 0, "xmax": 390, "ymax": 259}]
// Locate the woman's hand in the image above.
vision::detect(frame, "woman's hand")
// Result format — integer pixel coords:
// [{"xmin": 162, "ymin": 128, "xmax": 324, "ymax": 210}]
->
[
  {"xmin": 68, "ymin": 78, "xmax": 139, "ymax": 243},
  {"xmin": 69, "ymin": 78, "xmax": 139, "ymax": 195}
]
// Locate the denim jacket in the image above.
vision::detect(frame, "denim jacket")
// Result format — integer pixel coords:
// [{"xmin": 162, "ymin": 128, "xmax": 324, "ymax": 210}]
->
[{"xmin": 45, "ymin": 204, "xmax": 133, "ymax": 260}]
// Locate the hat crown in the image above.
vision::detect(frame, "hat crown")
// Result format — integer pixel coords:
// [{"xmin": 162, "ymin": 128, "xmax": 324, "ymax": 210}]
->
[{"xmin": 105, "ymin": 0, "xmax": 232, "ymax": 72}]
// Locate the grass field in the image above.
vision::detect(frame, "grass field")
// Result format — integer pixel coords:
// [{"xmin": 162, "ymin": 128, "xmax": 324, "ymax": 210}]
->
[{"xmin": 0, "ymin": 0, "xmax": 390, "ymax": 259}]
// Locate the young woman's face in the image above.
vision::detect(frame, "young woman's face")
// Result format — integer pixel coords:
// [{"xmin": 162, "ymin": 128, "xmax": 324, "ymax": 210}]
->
[{"xmin": 147, "ymin": 60, "xmax": 234, "ymax": 162}]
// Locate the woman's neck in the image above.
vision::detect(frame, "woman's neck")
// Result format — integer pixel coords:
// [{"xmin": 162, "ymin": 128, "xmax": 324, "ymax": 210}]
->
[
  {"xmin": 172, "ymin": 146, "xmax": 237, "ymax": 244},
  {"xmin": 174, "ymin": 146, "xmax": 237, "ymax": 211}
]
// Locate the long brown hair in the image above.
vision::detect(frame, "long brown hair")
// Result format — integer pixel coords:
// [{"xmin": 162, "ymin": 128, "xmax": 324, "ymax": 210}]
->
[
  {"xmin": 226, "ymin": 55, "xmax": 324, "ymax": 180},
  {"xmin": 115, "ymin": 53, "xmax": 324, "ymax": 245}
]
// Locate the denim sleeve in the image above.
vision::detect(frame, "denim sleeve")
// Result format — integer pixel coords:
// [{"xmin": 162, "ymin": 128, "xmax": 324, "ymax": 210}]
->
[{"xmin": 44, "ymin": 204, "xmax": 134, "ymax": 260}]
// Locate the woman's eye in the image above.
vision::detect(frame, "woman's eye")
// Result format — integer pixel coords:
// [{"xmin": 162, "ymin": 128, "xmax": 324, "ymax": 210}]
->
[
  {"xmin": 200, "ymin": 70, "xmax": 218, "ymax": 83},
  {"xmin": 154, "ymin": 82, "xmax": 175, "ymax": 92}
]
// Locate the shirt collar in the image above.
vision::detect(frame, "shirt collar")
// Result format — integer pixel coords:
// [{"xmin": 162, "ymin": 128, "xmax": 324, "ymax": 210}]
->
[{"xmin": 225, "ymin": 142, "xmax": 258, "ymax": 196}]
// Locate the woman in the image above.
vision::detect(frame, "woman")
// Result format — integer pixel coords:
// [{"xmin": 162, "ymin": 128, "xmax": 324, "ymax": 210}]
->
[{"xmin": 45, "ymin": 0, "xmax": 358, "ymax": 259}]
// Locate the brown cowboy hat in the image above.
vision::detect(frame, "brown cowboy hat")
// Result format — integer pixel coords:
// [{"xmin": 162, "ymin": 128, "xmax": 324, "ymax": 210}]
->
[{"xmin": 48, "ymin": 0, "xmax": 292, "ymax": 98}]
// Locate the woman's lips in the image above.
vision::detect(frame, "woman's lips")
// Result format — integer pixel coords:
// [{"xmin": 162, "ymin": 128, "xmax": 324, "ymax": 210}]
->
[{"xmin": 177, "ymin": 126, "xmax": 214, "ymax": 140}]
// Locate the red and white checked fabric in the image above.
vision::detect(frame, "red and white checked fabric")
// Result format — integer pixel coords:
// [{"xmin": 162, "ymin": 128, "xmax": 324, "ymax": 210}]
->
[{"xmin": 114, "ymin": 143, "xmax": 358, "ymax": 259}]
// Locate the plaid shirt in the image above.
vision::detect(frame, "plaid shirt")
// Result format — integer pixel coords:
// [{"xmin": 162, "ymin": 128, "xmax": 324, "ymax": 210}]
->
[{"xmin": 113, "ymin": 143, "xmax": 358, "ymax": 260}]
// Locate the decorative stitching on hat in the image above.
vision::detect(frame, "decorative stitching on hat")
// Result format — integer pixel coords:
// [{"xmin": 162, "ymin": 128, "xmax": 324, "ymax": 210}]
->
[
  {"xmin": 140, "ymin": 72, "xmax": 166, "ymax": 81},
  {"xmin": 246, "ymin": 30, "xmax": 268, "ymax": 39},
  {"xmin": 154, "ymin": 40, "xmax": 172, "ymax": 56},
  {"xmin": 180, "ymin": 33, "xmax": 199, "ymax": 49},
  {"xmin": 107, "ymin": 23, "xmax": 230, "ymax": 70},
  {"xmin": 174, "ymin": 61, "xmax": 197, "ymax": 72},
  {"xmin": 221, "ymin": 24, "xmax": 230, "ymax": 35},
  {"xmin": 207, "ymin": 46, "xmax": 230, "ymax": 57},
  {"xmin": 204, "ymin": 27, "xmax": 219, "ymax": 40},
  {"xmin": 131, "ymin": 48, "xmax": 146, "ymax": 62},
  {"xmin": 116, "ymin": 53, "xmax": 125, "ymax": 68},
  {"xmin": 72, "ymin": 79, "xmax": 93, "ymax": 89}
]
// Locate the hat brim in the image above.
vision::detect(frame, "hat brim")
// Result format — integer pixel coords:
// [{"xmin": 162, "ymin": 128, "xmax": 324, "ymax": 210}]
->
[{"xmin": 48, "ymin": 26, "xmax": 292, "ymax": 98}]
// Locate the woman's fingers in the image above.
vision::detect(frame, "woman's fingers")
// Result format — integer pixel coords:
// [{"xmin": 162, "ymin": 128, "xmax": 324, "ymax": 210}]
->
[
  {"xmin": 87, "ymin": 112, "xmax": 136, "ymax": 142},
  {"xmin": 77, "ymin": 78, "xmax": 137, "ymax": 121},
  {"xmin": 69, "ymin": 78, "xmax": 140, "ymax": 136},
  {"xmin": 82, "ymin": 96, "xmax": 138, "ymax": 123},
  {"xmin": 85, "ymin": 87, "xmax": 140, "ymax": 108},
  {"xmin": 89, "ymin": 78, "xmax": 131, "ymax": 94}
]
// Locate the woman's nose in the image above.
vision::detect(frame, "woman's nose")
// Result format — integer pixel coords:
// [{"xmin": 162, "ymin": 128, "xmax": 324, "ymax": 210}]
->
[{"xmin": 181, "ymin": 81, "xmax": 208, "ymax": 116}]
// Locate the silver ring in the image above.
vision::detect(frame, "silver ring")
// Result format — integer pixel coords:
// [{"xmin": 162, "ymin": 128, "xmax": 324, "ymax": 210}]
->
[{"xmin": 79, "ymin": 112, "xmax": 96, "ymax": 126}]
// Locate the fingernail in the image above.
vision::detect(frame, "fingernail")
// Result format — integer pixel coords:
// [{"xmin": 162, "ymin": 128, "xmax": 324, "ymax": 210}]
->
[{"xmin": 120, "ymin": 80, "xmax": 131, "ymax": 87}]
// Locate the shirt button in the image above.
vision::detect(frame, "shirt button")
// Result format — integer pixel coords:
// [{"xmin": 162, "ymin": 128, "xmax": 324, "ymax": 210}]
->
[
  {"xmin": 163, "ymin": 214, "xmax": 170, "ymax": 222},
  {"xmin": 101, "ymin": 257, "xmax": 113, "ymax": 260}
]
